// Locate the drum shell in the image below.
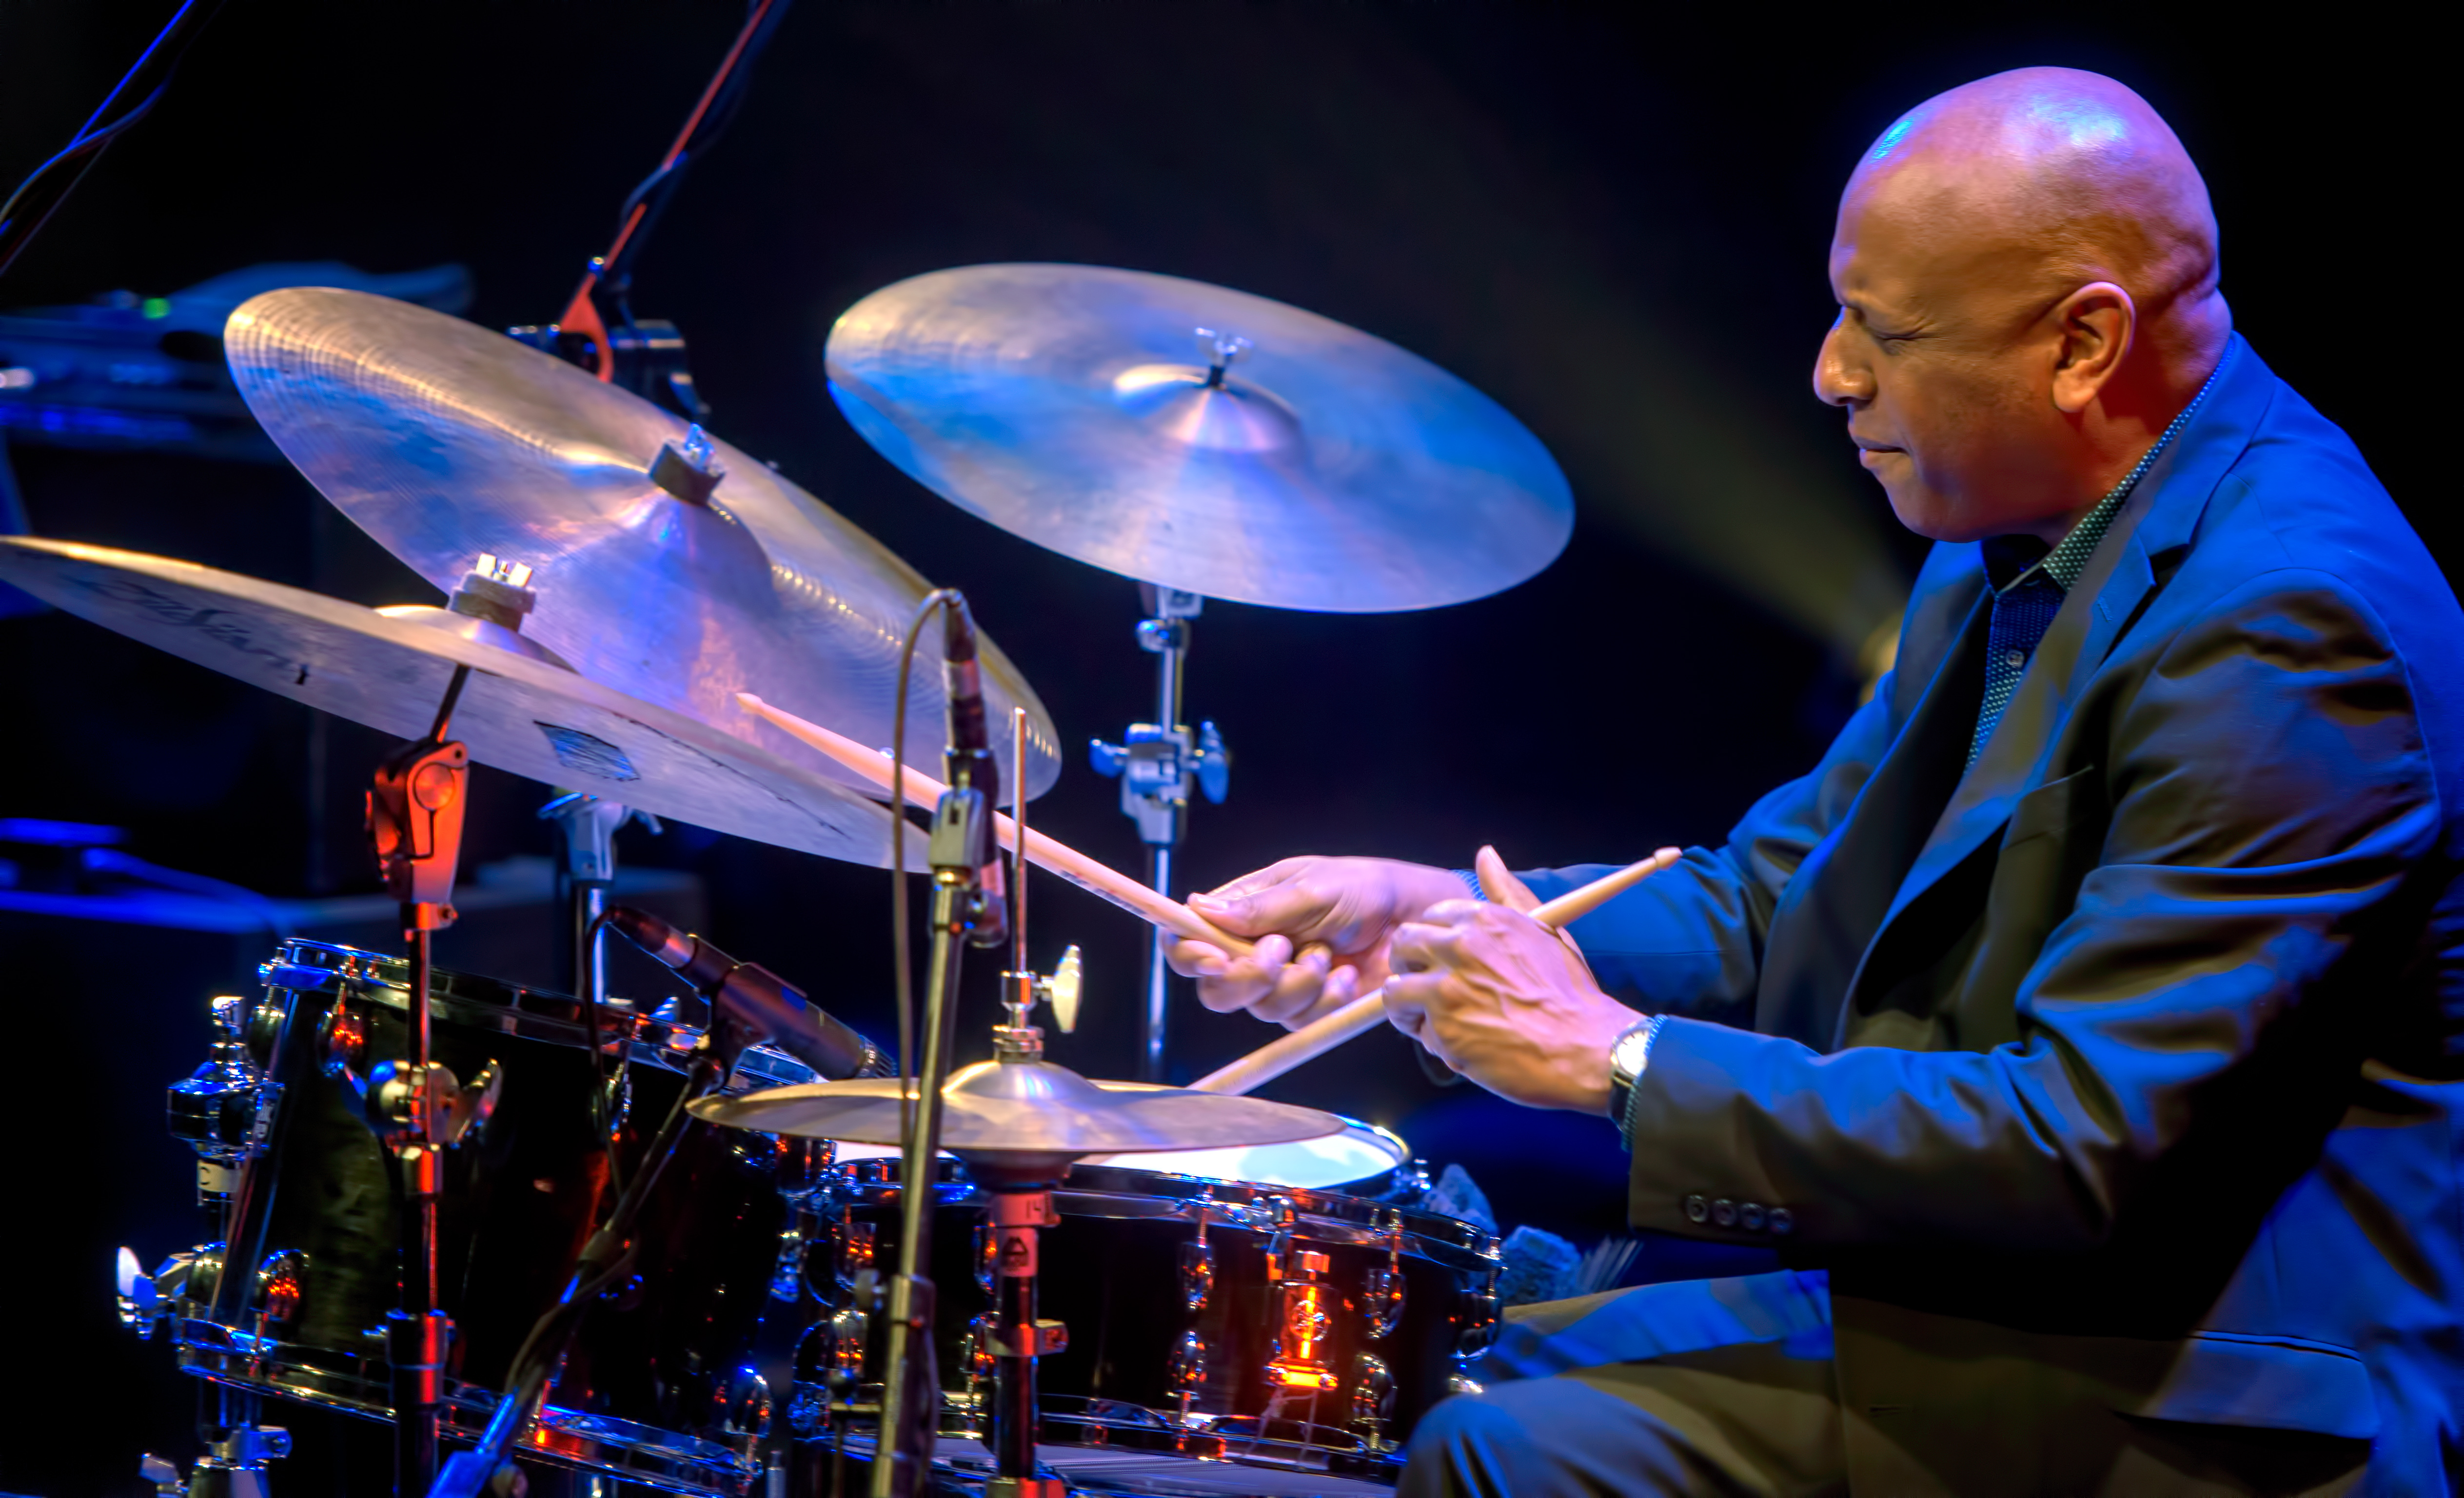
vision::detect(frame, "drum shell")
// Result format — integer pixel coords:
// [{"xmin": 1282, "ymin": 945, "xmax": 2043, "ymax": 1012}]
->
[
  {"xmin": 829, "ymin": 1158, "xmax": 1500, "ymax": 1450},
  {"xmin": 181, "ymin": 940, "xmax": 807, "ymax": 1490}
]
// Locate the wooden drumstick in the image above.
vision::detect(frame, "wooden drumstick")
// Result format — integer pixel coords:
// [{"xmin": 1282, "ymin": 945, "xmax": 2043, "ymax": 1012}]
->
[
  {"xmin": 737, "ymin": 692, "xmax": 1255, "ymax": 958},
  {"xmin": 1185, "ymin": 846, "xmax": 1685, "ymax": 1096}
]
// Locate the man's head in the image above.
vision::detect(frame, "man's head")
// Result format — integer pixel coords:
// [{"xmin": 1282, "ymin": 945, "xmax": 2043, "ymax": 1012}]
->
[{"xmin": 1815, "ymin": 68, "xmax": 2231, "ymax": 544}]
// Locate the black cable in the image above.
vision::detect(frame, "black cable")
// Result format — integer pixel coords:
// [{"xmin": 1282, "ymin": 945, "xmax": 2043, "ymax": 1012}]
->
[
  {"xmin": 597, "ymin": 0, "xmax": 793, "ymax": 318},
  {"xmin": 0, "ymin": 0, "xmax": 231, "ymax": 281},
  {"xmin": 584, "ymin": 908, "xmax": 626, "ymax": 1199},
  {"xmin": 890, "ymin": 589, "xmax": 961, "ymax": 1145}
]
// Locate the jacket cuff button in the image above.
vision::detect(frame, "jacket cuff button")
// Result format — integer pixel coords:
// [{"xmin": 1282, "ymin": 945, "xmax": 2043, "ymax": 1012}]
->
[
  {"xmin": 1739, "ymin": 1202, "xmax": 1767, "ymax": 1232},
  {"xmin": 1683, "ymin": 1194, "xmax": 1709, "ymax": 1223},
  {"xmin": 1768, "ymin": 1207, "xmax": 1794, "ymax": 1237},
  {"xmin": 1711, "ymin": 1198, "xmax": 1737, "ymax": 1228}
]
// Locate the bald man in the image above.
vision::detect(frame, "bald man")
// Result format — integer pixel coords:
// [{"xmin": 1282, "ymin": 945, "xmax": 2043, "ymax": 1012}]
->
[{"xmin": 1168, "ymin": 69, "xmax": 2464, "ymax": 1496}]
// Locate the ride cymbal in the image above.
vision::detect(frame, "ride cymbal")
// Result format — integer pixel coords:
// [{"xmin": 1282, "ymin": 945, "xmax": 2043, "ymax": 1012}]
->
[{"xmin": 825, "ymin": 263, "xmax": 1574, "ymax": 613}]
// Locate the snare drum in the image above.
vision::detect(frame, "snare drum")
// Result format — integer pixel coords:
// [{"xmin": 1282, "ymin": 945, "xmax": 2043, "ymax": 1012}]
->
[
  {"xmin": 147, "ymin": 939, "xmax": 823, "ymax": 1496},
  {"xmin": 802, "ymin": 1155, "xmax": 1502, "ymax": 1485}
]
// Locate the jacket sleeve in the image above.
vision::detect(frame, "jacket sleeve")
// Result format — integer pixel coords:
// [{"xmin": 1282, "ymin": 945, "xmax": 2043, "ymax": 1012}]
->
[
  {"xmin": 1623, "ymin": 570, "xmax": 2439, "ymax": 1249},
  {"xmin": 1515, "ymin": 671, "xmax": 1902, "ymax": 1022}
]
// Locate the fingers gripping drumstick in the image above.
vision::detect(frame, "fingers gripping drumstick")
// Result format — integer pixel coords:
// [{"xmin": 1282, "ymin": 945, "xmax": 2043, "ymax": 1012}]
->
[
  {"xmin": 738, "ymin": 693, "xmax": 1255, "ymax": 958},
  {"xmin": 1185, "ymin": 847, "xmax": 1685, "ymax": 1096}
]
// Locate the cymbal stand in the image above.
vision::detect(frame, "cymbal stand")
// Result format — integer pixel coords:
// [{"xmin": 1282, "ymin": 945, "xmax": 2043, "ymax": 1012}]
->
[
  {"xmin": 964, "ymin": 1151, "xmax": 1068, "ymax": 1498},
  {"xmin": 540, "ymin": 791, "xmax": 660, "ymax": 1164},
  {"xmin": 359, "ymin": 663, "xmax": 497, "ymax": 1498},
  {"xmin": 973, "ymin": 705, "xmax": 1081, "ymax": 1494},
  {"xmin": 1092, "ymin": 584, "xmax": 1230, "ymax": 1081}
]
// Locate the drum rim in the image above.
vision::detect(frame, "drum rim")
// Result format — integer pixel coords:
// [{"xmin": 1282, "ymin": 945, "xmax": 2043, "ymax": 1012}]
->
[
  {"xmin": 838, "ymin": 1154, "xmax": 1501, "ymax": 1268},
  {"xmin": 172, "ymin": 1321, "xmax": 765, "ymax": 1490},
  {"xmin": 260, "ymin": 935, "xmax": 819, "ymax": 1087}
]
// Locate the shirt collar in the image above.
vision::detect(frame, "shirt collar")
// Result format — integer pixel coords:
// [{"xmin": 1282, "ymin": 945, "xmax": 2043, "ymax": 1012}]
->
[{"xmin": 1982, "ymin": 361, "xmax": 2226, "ymax": 598}]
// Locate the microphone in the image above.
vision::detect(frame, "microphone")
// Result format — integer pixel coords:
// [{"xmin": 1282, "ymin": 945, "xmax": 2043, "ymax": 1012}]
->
[
  {"xmin": 604, "ymin": 906, "xmax": 888, "ymax": 1081},
  {"xmin": 940, "ymin": 596, "xmax": 1007, "ymax": 947}
]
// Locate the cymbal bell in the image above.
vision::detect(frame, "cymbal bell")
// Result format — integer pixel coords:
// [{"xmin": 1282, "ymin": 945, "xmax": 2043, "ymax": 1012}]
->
[
  {"xmin": 690, "ymin": 1057, "xmax": 1344, "ymax": 1160},
  {"xmin": 825, "ymin": 263, "xmax": 1574, "ymax": 613},
  {"xmin": 0, "ymin": 536, "xmax": 903, "ymax": 864},
  {"xmin": 222, "ymin": 286, "xmax": 1060, "ymax": 804}
]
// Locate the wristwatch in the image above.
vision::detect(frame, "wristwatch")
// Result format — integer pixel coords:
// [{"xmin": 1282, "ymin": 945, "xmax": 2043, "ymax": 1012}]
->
[{"xmin": 1608, "ymin": 1015, "xmax": 1667, "ymax": 1151}]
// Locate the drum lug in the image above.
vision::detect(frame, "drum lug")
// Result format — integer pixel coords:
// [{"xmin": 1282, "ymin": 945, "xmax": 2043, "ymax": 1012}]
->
[
  {"xmin": 1168, "ymin": 1329, "xmax": 1209, "ymax": 1426},
  {"xmin": 1263, "ymin": 1248, "xmax": 1340, "ymax": 1393},
  {"xmin": 1349, "ymin": 1351, "xmax": 1397, "ymax": 1450},
  {"xmin": 769, "ymin": 1216, "xmax": 810, "ymax": 1303},
  {"xmin": 253, "ymin": 1248, "xmax": 308, "ymax": 1328},
  {"xmin": 1453, "ymin": 1256, "xmax": 1503, "ymax": 1363},
  {"xmin": 168, "ymin": 995, "xmax": 282, "ymax": 1207},
  {"xmin": 1362, "ymin": 1207, "xmax": 1407, "ymax": 1340},
  {"xmin": 1178, "ymin": 1233, "xmax": 1214, "ymax": 1314}
]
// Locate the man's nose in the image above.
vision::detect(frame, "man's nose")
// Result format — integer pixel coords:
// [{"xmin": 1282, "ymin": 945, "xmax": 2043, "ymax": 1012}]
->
[{"xmin": 1813, "ymin": 316, "xmax": 1871, "ymax": 408}]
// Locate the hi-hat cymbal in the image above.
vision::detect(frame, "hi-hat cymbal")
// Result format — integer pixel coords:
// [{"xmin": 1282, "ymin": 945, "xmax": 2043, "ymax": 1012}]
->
[
  {"xmin": 0, "ymin": 537, "xmax": 902, "ymax": 864},
  {"xmin": 221, "ymin": 287, "xmax": 1059, "ymax": 803},
  {"xmin": 690, "ymin": 1057, "xmax": 1343, "ymax": 1159},
  {"xmin": 824, "ymin": 263, "xmax": 1574, "ymax": 613}
]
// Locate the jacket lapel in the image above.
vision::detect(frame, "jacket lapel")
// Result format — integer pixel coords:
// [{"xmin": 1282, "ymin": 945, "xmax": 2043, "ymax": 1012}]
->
[
  {"xmin": 1837, "ymin": 336, "xmax": 2271, "ymax": 1025},
  {"xmin": 1752, "ymin": 570, "xmax": 1989, "ymax": 1046}
]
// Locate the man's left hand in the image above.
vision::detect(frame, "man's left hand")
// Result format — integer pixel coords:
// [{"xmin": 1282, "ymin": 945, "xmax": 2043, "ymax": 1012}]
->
[{"xmin": 1384, "ymin": 860, "xmax": 1645, "ymax": 1116}]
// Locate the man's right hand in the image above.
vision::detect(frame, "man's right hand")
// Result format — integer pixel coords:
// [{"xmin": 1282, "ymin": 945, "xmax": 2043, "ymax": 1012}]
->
[{"xmin": 1165, "ymin": 857, "xmax": 1469, "ymax": 1029}]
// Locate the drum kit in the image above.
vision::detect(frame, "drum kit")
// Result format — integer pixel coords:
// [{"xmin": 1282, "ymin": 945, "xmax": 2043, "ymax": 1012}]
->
[{"xmin": 25, "ymin": 254, "xmax": 1576, "ymax": 1498}]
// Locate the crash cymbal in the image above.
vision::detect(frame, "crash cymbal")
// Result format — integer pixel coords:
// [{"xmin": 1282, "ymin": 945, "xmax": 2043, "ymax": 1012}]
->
[
  {"xmin": 0, "ymin": 536, "xmax": 902, "ymax": 865},
  {"xmin": 221, "ymin": 287, "xmax": 1059, "ymax": 803},
  {"xmin": 824, "ymin": 263, "xmax": 1574, "ymax": 613},
  {"xmin": 690, "ymin": 1058, "xmax": 1344, "ymax": 1159}
]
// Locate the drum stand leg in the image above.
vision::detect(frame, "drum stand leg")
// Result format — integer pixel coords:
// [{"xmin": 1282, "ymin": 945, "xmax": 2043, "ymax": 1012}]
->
[
  {"xmin": 973, "ymin": 1175, "xmax": 1066, "ymax": 1498},
  {"xmin": 358, "ymin": 665, "xmax": 499, "ymax": 1498}
]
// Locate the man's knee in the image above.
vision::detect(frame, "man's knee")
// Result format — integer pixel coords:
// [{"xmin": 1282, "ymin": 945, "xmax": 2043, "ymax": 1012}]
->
[{"xmin": 1399, "ymin": 1386, "xmax": 1539, "ymax": 1498}]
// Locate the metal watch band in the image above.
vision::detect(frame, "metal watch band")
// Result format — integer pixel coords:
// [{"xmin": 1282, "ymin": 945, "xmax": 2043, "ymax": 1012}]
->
[{"xmin": 1611, "ymin": 1014, "xmax": 1667, "ymax": 1152}]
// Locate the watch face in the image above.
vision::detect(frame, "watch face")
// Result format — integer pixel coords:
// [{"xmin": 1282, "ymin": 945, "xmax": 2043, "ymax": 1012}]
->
[{"xmin": 1614, "ymin": 1026, "xmax": 1655, "ymax": 1077}]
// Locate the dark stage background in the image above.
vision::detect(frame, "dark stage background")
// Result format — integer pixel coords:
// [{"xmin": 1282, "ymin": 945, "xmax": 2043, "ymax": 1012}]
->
[{"xmin": 0, "ymin": 3, "xmax": 2440, "ymax": 1492}]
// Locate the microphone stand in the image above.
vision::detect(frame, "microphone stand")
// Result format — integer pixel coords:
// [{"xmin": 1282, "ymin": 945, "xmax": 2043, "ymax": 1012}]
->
[
  {"xmin": 874, "ymin": 596, "xmax": 1006, "ymax": 1498},
  {"xmin": 508, "ymin": 0, "xmax": 793, "ymax": 418}
]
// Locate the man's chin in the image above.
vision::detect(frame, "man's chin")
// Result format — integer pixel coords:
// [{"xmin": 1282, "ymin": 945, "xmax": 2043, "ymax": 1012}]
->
[{"xmin": 1878, "ymin": 479, "xmax": 1968, "ymax": 543}]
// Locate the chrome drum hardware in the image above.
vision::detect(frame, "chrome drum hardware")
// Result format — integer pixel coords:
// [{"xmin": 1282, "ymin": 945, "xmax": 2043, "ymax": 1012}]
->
[
  {"xmin": 818, "ymin": 1154, "xmax": 1500, "ymax": 1483},
  {"xmin": 127, "ymin": 940, "xmax": 830, "ymax": 1497}
]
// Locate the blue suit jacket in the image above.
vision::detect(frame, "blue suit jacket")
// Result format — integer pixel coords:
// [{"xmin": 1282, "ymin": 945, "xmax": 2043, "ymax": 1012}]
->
[{"xmin": 1524, "ymin": 337, "xmax": 2464, "ymax": 1494}]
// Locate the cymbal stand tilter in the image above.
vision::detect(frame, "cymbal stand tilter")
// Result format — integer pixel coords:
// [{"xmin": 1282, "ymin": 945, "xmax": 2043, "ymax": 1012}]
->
[
  {"xmin": 1091, "ymin": 577, "xmax": 1229, "ymax": 1082},
  {"xmin": 355, "ymin": 662, "xmax": 501, "ymax": 1498}
]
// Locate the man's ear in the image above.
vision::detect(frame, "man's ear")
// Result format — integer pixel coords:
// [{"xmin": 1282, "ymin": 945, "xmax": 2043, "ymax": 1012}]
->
[{"xmin": 2050, "ymin": 281, "xmax": 2135, "ymax": 414}]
